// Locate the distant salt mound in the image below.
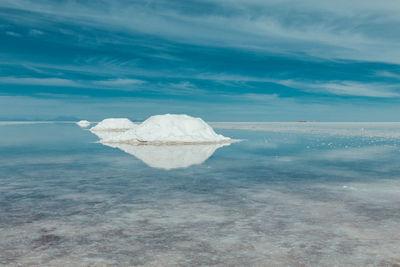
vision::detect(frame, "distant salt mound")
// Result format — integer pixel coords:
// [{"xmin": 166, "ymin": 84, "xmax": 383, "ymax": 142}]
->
[
  {"xmin": 76, "ymin": 120, "xmax": 91, "ymax": 128},
  {"xmin": 101, "ymin": 114, "xmax": 230, "ymax": 143},
  {"xmin": 90, "ymin": 118, "xmax": 136, "ymax": 132}
]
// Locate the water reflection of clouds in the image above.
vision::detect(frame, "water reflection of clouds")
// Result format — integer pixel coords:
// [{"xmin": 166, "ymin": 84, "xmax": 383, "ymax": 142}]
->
[
  {"xmin": 314, "ymin": 145, "xmax": 398, "ymax": 161},
  {"xmin": 227, "ymin": 130, "xmax": 400, "ymax": 184},
  {"xmin": 273, "ymin": 145, "xmax": 398, "ymax": 163},
  {"xmin": 268, "ymin": 145, "xmax": 400, "ymax": 182}
]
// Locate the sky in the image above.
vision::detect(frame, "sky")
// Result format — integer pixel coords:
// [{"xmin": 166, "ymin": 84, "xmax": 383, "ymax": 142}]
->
[{"xmin": 1, "ymin": 0, "xmax": 400, "ymax": 121}]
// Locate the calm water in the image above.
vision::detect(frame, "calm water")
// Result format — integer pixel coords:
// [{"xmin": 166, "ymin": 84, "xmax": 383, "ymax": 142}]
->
[{"xmin": 1, "ymin": 123, "xmax": 400, "ymax": 266}]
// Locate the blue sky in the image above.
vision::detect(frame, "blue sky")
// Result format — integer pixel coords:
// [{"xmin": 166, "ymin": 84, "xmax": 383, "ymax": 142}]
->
[{"xmin": 1, "ymin": 0, "xmax": 400, "ymax": 121}]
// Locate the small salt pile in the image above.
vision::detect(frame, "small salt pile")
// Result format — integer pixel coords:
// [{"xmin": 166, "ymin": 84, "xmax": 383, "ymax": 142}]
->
[{"xmin": 76, "ymin": 120, "xmax": 91, "ymax": 128}]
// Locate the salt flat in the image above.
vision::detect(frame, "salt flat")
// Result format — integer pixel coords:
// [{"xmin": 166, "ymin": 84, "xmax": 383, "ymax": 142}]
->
[
  {"xmin": 211, "ymin": 122, "xmax": 400, "ymax": 138},
  {"xmin": 1, "ymin": 122, "xmax": 400, "ymax": 265}
]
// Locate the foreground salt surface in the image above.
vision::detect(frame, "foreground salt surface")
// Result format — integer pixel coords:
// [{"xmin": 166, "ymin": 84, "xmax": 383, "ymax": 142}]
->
[
  {"xmin": 91, "ymin": 114, "xmax": 231, "ymax": 143},
  {"xmin": 2, "ymin": 123, "xmax": 400, "ymax": 266}
]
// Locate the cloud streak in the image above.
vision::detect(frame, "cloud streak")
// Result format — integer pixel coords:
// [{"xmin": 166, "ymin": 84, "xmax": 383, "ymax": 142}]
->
[
  {"xmin": 2, "ymin": 0, "xmax": 400, "ymax": 63},
  {"xmin": 0, "ymin": 77, "xmax": 79, "ymax": 87},
  {"xmin": 0, "ymin": 77, "xmax": 145, "ymax": 90},
  {"xmin": 93, "ymin": 78, "xmax": 145, "ymax": 86},
  {"xmin": 278, "ymin": 80, "xmax": 400, "ymax": 98}
]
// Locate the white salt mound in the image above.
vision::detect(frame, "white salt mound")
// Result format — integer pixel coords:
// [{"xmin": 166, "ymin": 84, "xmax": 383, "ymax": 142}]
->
[
  {"xmin": 76, "ymin": 120, "xmax": 91, "ymax": 128},
  {"xmin": 102, "ymin": 114, "xmax": 230, "ymax": 143},
  {"xmin": 90, "ymin": 118, "xmax": 137, "ymax": 132}
]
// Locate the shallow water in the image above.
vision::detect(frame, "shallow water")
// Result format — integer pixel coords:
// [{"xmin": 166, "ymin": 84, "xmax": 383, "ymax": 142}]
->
[{"xmin": 1, "ymin": 122, "xmax": 400, "ymax": 266}]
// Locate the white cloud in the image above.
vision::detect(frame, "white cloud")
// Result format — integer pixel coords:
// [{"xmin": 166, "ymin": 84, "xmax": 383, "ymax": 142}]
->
[
  {"xmin": 94, "ymin": 78, "xmax": 145, "ymax": 86},
  {"xmin": 1, "ymin": 0, "xmax": 400, "ymax": 63},
  {"xmin": 376, "ymin": 71, "xmax": 400, "ymax": 80},
  {"xmin": 278, "ymin": 80, "xmax": 400, "ymax": 98},
  {"xmin": 195, "ymin": 73, "xmax": 400, "ymax": 98},
  {"xmin": 29, "ymin": 29, "xmax": 44, "ymax": 36},
  {"xmin": 241, "ymin": 93, "xmax": 279, "ymax": 101},
  {"xmin": 0, "ymin": 76, "xmax": 149, "ymax": 90},
  {"xmin": 0, "ymin": 77, "xmax": 79, "ymax": 86},
  {"xmin": 5, "ymin": 31, "xmax": 21, "ymax": 37}
]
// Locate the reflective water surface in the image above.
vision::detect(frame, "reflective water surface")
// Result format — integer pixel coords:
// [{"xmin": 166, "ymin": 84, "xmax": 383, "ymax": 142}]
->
[{"xmin": 1, "ymin": 122, "xmax": 400, "ymax": 266}]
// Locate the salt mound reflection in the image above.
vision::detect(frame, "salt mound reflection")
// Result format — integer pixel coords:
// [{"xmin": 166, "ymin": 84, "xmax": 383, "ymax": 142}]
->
[
  {"xmin": 91, "ymin": 129, "xmax": 229, "ymax": 169},
  {"xmin": 101, "ymin": 141, "xmax": 229, "ymax": 170}
]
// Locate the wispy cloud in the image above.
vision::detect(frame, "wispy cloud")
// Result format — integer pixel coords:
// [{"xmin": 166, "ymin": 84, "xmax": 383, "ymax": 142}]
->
[
  {"xmin": 376, "ymin": 71, "xmax": 400, "ymax": 80},
  {"xmin": 5, "ymin": 31, "xmax": 21, "ymax": 37},
  {"xmin": 1, "ymin": 0, "xmax": 400, "ymax": 63},
  {"xmin": 0, "ymin": 77, "xmax": 79, "ymax": 87},
  {"xmin": 29, "ymin": 29, "xmax": 44, "ymax": 36},
  {"xmin": 1, "ymin": 0, "xmax": 400, "ymax": 120},
  {"xmin": 94, "ymin": 78, "xmax": 145, "ymax": 86},
  {"xmin": 0, "ymin": 76, "xmax": 145, "ymax": 90},
  {"xmin": 160, "ymin": 81, "xmax": 209, "ymax": 95},
  {"xmin": 195, "ymin": 74, "xmax": 400, "ymax": 98},
  {"xmin": 278, "ymin": 80, "xmax": 400, "ymax": 98}
]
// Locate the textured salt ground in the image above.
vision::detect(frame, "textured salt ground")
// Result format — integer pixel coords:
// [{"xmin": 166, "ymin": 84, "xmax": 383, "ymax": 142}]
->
[
  {"xmin": 2, "ymin": 154, "xmax": 400, "ymax": 266},
  {"xmin": 1, "ymin": 179, "xmax": 400, "ymax": 266},
  {"xmin": 211, "ymin": 122, "xmax": 400, "ymax": 139},
  {"xmin": 1, "ymin": 123, "xmax": 400, "ymax": 266}
]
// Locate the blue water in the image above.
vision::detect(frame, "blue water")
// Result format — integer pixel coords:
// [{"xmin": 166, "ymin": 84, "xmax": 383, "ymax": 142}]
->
[{"xmin": 1, "ymin": 123, "xmax": 400, "ymax": 266}]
